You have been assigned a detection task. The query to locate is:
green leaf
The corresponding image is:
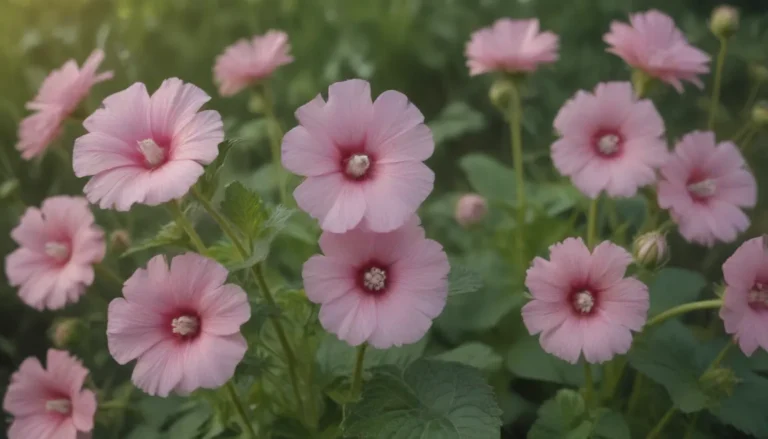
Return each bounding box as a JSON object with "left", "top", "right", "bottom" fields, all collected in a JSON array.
[
  {"left": 628, "top": 322, "right": 708, "bottom": 413},
  {"left": 122, "top": 221, "right": 187, "bottom": 257},
  {"left": 507, "top": 335, "right": 600, "bottom": 386},
  {"left": 447, "top": 264, "right": 483, "bottom": 297},
  {"left": 343, "top": 360, "right": 502, "bottom": 439},
  {"left": 228, "top": 205, "right": 294, "bottom": 271},
  {"left": 459, "top": 153, "right": 516, "bottom": 204},
  {"left": 167, "top": 405, "right": 211, "bottom": 438},
  {"left": 220, "top": 181, "right": 268, "bottom": 239},
  {"left": 433, "top": 342, "right": 502, "bottom": 372},
  {"left": 528, "top": 390, "right": 591, "bottom": 439},
  {"left": 316, "top": 333, "right": 426, "bottom": 380},
  {"left": 648, "top": 268, "right": 707, "bottom": 316},
  {"left": 429, "top": 101, "right": 486, "bottom": 146},
  {"left": 593, "top": 410, "right": 631, "bottom": 439},
  {"left": 195, "top": 140, "right": 235, "bottom": 198},
  {"left": 710, "top": 372, "right": 768, "bottom": 437}
]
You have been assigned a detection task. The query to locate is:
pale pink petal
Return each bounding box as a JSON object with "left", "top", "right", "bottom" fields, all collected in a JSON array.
[
  {"left": 600, "top": 278, "right": 649, "bottom": 331},
  {"left": 83, "top": 82, "right": 152, "bottom": 144},
  {"left": 294, "top": 173, "right": 366, "bottom": 233},
  {"left": 171, "top": 110, "right": 224, "bottom": 164},
  {"left": 198, "top": 284, "right": 250, "bottom": 336},
  {"left": 72, "top": 132, "right": 136, "bottom": 179},
  {"left": 167, "top": 253, "right": 229, "bottom": 306},
  {"left": 588, "top": 241, "right": 632, "bottom": 290},
  {"left": 107, "top": 299, "right": 166, "bottom": 364},
  {"left": 214, "top": 30, "right": 293, "bottom": 97},
  {"left": 318, "top": 228, "right": 376, "bottom": 263},
  {"left": 722, "top": 237, "right": 762, "bottom": 289},
  {"left": 130, "top": 339, "right": 185, "bottom": 397},
  {"left": 150, "top": 78, "right": 211, "bottom": 140},
  {"left": 548, "top": 237, "right": 591, "bottom": 285},
  {"left": 281, "top": 126, "right": 340, "bottom": 176},
  {"left": 176, "top": 333, "right": 247, "bottom": 394},
  {"left": 319, "top": 292, "right": 377, "bottom": 346},
  {"left": 539, "top": 318, "right": 583, "bottom": 364},
  {"left": 465, "top": 18, "right": 559, "bottom": 75},
  {"left": 366, "top": 90, "right": 433, "bottom": 163},
  {"left": 324, "top": 79, "right": 373, "bottom": 147},
  {"left": 362, "top": 161, "right": 434, "bottom": 233},
  {"left": 71, "top": 390, "right": 97, "bottom": 432},
  {"left": 521, "top": 297, "right": 570, "bottom": 334},
  {"left": 8, "top": 415, "right": 66, "bottom": 439},
  {"left": 580, "top": 316, "right": 633, "bottom": 363},
  {"left": 303, "top": 255, "right": 357, "bottom": 304}
]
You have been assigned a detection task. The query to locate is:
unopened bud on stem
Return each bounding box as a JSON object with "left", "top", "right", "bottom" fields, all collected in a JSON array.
[
  {"left": 752, "top": 101, "right": 768, "bottom": 128},
  {"left": 710, "top": 6, "right": 739, "bottom": 39},
  {"left": 633, "top": 231, "right": 669, "bottom": 270},
  {"left": 455, "top": 194, "right": 488, "bottom": 227}
]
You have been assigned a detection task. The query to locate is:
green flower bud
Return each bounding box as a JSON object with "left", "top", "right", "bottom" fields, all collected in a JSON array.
[
  {"left": 0, "top": 179, "right": 19, "bottom": 199},
  {"left": 633, "top": 231, "right": 669, "bottom": 270},
  {"left": 699, "top": 367, "right": 741, "bottom": 404},
  {"left": 489, "top": 77, "right": 516, "bottom": 113},
  {"left": 710, "top": 6, "right": 739, "bottom": 39},
  {"left": 752, "top": 101, "right": 768, "bottom": 128},
  {"left": 749, "top": 64, "right": 768, "bottom": 83},
  {"left": 109, "top": 229, "right": 131, "bottom": 254},
  {"left": 50, "top": 318, "right": 82, "bottom": 348}
]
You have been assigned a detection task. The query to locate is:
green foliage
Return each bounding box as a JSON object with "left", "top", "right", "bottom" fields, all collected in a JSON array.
[
  {"left": 221, "top": 181, "right": 268, "bottom": 239},
  {"left": 433, "top": 342, "right": 503, "bottom": 373},
  {"left": 429, "top": 101, "right": 486, "bottom": 147},
  {"left": 447, "top": 263, "right": 483, "bottom": 297},
  {"left": 342, "top": 360, "right": 502, "bottom": 439},
  {"left": 507, "top": 335, "right": 600, "bottom": 386},
  {"left": 459, "top": 153, "right": 516, "bottom": 204},
  {"left": 122, "top": 221, "right": 188, "bottom": 256},
  {"left": 528, "top": 389, "right": 591, "bottom": 439},
  {"left": 316, "top": 333, "right": 427, "bottom": 380},
  {"left": 648, "top": 268, "right": 708, "bottom": 316}
]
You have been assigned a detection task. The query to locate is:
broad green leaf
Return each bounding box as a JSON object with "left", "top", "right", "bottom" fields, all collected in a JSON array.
[
  {"left": 459, "top": 153, "right": 516, "bottom": 204},
  {"left": 710, "top": 372, "right": 768, "bottom": 437},
  {"left": 195, "top": 140, "right": 236, "bottom": 198},
  {"left": 316, "top": 333, "right": 426, "bottom": 380},
  {"left": 228, "top": 205, "right": 294, "bottom": 270},
  {"left": 628, "top": 322, "right": 708, "bottom": 413},
  {"left": 447, "top": 264, "right": 483, "bottom": 297},
  {"left": 125, "top": 426, "right": 161, "bottom": 439},
  {"left": 528, "top": 390, "right": 591, "bottom": 439},
  {"left": 122, "top": 221, "right": 187, "bottom": 257},
  {"left": 433, "top": 342, "right": 502, "bottom": 372},
  {"left": 167, "top": 405, "right": 211, "bottom": 438},
  {"left": 220, "top": 181, "right": 268, "bottom": 239},
  {"left": 429, "top": 101, "right": 486, "bottom": 146},
  {"left": 648, "top": 268, "right": 708, "bottom": 316},
  {"left": 593, "top": 410, "right": 631, "bottom": 439},
  {"left": 343, "top": 360, "right": 502, "bottom": 439},
  {"left": 507, "top": 335, "right": 600, "bottom": 386}
]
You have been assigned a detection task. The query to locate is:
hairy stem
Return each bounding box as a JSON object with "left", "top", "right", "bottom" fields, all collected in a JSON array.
[
  {"left": 645, "top": 299, "right": 723, "bottom": 328},
  {"left": 226, "top": 381, "right": 258, "bottom": 439},
  {"left": 646, "top": 406, "right": 676, "bottom": 439},
  {"left": 168, "top": 199, "right": 206, "bottom": 253},
  {"left": 708, "top": 38, "right": 728, "bottom": 130},
  {"left": 351, "top": 343, "right": 368, "bottom": 397},
  {"left": 586, "top": 197, "right": 598, "bottom": 248}
]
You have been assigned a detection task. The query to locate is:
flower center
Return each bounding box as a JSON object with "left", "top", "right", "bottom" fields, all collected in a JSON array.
[
  {"left": 345, "top": 154, "right": 370, "bottom": 178},
  {"left": 748, "top": 282, "right": 768, "bottom": 310},
  {"left": 573, "top": 290, "right": 595, "bottom": 314},
  {"left": 137, "top": 138, "right": 165, "bottom": 168},
  {"left": 363, "top": 267, "right": 387, "bottom": 292},
  {"left": 45, "top": 399, "right": 71, "bottom": 415},
  {"left": 44, "top": 241, "right": 70, "bottom": 262},
  {"left": 171, "top": 315, "right": 200, "bottom": 336},
  {"left": 597, "top": 134, "right": 620, "bottom": 156},
  {"left": 687, "top": 178, "right": 716, "bottom": 199}
]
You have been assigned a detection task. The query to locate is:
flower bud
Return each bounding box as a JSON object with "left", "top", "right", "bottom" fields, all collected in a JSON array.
[
  {"left": 632, "top": 231, "right": 668, "bottom": 269},
  {"left": 455, "top": 194, "right": 488, "bottom": 227},
  {"left": 109, "top": 229, "right": 131, "bottom": 254},
  {"left": 489, "top": 78, "right": 516, "bottom": 113},
  {"left": 749, "top": 64, "right": 768, "bottom": 83},
  {"left": 50, "top": 318, "right": 81, "bottom": 348},
  {"left": 710, "top": 6, "right": 739, "bottom": 39},
  {"left": 752, "top": 101, "right": 768, "bottom": 128},
  {"left": 700, "top": 367, "right": 741, "bottom": 404},
  {"left": 0, "top": 179, "right": 19, "bottom": 199}
]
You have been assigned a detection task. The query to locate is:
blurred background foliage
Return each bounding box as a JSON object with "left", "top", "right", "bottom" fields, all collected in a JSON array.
[{"left": 1, "top": 0, "right": 768, "bottom": 437}]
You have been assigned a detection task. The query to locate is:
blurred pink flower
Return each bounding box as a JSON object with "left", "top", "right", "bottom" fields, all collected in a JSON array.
[
  {"left": 455, "top": 193, "right": 488, "bottom": 227},
  {"left": 3, "top": 349, "right": 97, "bottom": 439},
  {"left": 604, "top": 9, "right": 710, "bottom": 92},
  {"left": 5, "top": 196, "right": 105, "bottom": 310},
  {"left": 303, "top": 217, "right": 449, "bottom": 349},
  {"left": 73, "top": 78, "right": 224, "bottom": 210},
  {"left": 214, "top": 30, "right": 293, "bottom": 97},
  {"left": 282, "top": 79, "right": 435, "bottom": 233},
  {"left": 107, "top": 253, "right": 250, "bottom": 396},
  {"left": 522, "top": 238, "right": 649, "bottom": 364},
  {"left": 721, "top": 236, "right": 768, "bottom": 356},
  {"left": 658, "top": 131, "right": 756, "bottom": 246},
  {"left": 16, "top": 49, "right": 112, "bottom": 160},
  {"left": 16, "top": 108, "right": 64, "bottom": 160},
  {"left": 552, "top": 82, "right": 668, "bottom": 198},
  {"left": 465, "top": 18, "right": 559, "bottom": 76}
]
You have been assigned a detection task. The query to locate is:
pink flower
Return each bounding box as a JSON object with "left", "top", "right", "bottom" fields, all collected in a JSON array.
[
  {"left": 465, "top": 18, "right": 559, "bottom": 76},
  {"left": 522, "top": 238, "right": 649, "bottom": 364},
  {"left": 658, "top": 131, "right": 756, "bottom": 246},
  {"left": 5, "top": 196, "right": 105, "bottom": 310},
  {"left": 107, "top": 253, "right": 250, "bottom": 396},
  {"left": 73, "top": 78, "right": 224, "bottom": 210},
  {"left": 604, "top": 9, "right": 710, "bottom": 92},
  {"left": 214, "top": 30, "right": 293, "bottom": 97},
  {"left": 282, "top": 79, "right": 435, "bottom": 233},
  {"left": 455, "top": 193, "right": 488, "bottom": 227},
  {"left": 720, "top": 236, "right": 768, "bottom": 356},
  {"left": 303, "top": 217, "right": 449, "bottom": 348},
  {"left": 3, "top": 349, "right": 97, "bottom": 439},
  {"left": 552, "top": 82, "right": 668, "bottom": 198},
  {"left": 16, "top": 50, "right": 113, "bottom": 160}
]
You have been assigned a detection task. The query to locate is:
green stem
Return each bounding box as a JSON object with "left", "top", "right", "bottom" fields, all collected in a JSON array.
[
  {"left": 94, "top": 263, "right": 124, "bottom": 289},
  {"left": 709, "top": 340, "right": 733, "bottom": 370},
  {"left": 684, "top": 412, "right": 700, "bottom": 439},
  {"left": 168, "top": 199, "right": 206, "bottom": 253},
  {"left": 583, "top": 362, "right": 594, "bottom": 409},
  {"left": 732, "top": 121, "right": 753, "bottom": 143},
  {"left": 632, "top": 69, "right": 652, "bottom": 98},
  {"left": 627, "top": 373, "right": 644, "bottom": 414},
  {"left": 351, "top": 343, "right": 368, "bottom": 397},
  {"left": 646, "top": 406, "right": 676, "bottom": 439},
  {"left": 708, "top": 38, "right": 728, "bottom": 130},
  {"left": 225, "top": 381, "right": 257, "bottom": 439},
  {"left": 742, "top": 81, "right": 763, "bottom": 116},
  {"left": 740, "top": 127, "right": 759, "bottom": 152},
  {"left": 508, "top": 80, "right": 526, "bottom": 268},
  {"left": 586, "top": 197, "right": 598, "bottom": 248},
  {"left": 603, "top": 357, "right": 628, "bottom": 401},
  {"left": 190, "top": 187, "right": 307, "bottom": 422},
  {"left": 259, "top": 85, "right": 288, "bottom": 205},
  {"left": 645, "top": 299, "right": 723, "bottom": 328}
]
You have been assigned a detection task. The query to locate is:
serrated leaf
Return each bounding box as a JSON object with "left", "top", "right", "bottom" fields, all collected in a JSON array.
[
  {"left": 228, "top": 205, "right": 294, "bottom": 271},
  {"left": 593, "top": 410, "right": 631, "bottom": 439},
  {"left": 628, "top": 322, "right": 708, "bottom": 413},
  {"left": 220, "top": 181, "right": 267, "bottom": 239},
  {"left": 196, "top": 140, "right": 236, "bottom": 198},
  {"left": 459, "top": 153, "right": 516, "bottom": 204},
  {"left": 433, "top": 342, "right": 502, "bottom": 372},
  {"left": 122, "top": 221, "right": 187, "bottom": 257},
  {"left": 316, "top": 333, "right": 426, "bottom": 381},
  {"left": 710, "top": 372, "right": 768, "bottom": 437},
  {"left": 507, "top": 335, "right": 601, "bottom": 386},
  {"left": 528, "top": 389, "right": 590, "bottom": 439},
  {"left": 648, "top": 268, "right": 708, "bottom": 316},
  {"left": 447, "top": 264, "right": 482, "bottom": 297},
  {"left": 343, "top": 360, "right": 502, "bottom": 439}
]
